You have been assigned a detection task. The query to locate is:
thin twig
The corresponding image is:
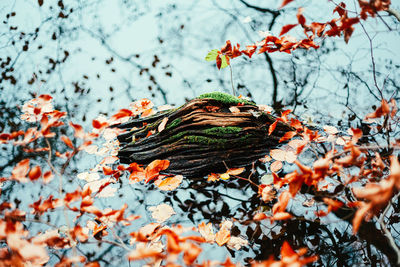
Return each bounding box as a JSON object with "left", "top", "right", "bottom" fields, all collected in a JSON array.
[{"left": 229, "top": 64, "right": 235, "bottom": 96}]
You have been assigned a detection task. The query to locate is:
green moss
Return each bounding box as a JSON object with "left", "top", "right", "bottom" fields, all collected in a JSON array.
[
  {"left": 165, "top": 118, "right": 182, "bottom": 130},
  {"left": 197, "top": 92, "right": 255, "bottom": 106},
  {"left": 203, "top": 126, "right": 242, "bottom": 136},
  {"left": 184, "top": 135, "right": 229, "bottom": 147},
  {"left": 165, "top": 131, "right": 189, "bottom": 143}
]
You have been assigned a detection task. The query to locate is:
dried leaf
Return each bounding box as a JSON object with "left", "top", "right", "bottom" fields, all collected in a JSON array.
[
  {"left": 148, "top": 204, "right": 175, "bottom": 223},
  {"left": 61, "top": 135, "right": 74, "bottom": 149},
  {"left": 154, "top": 175, "right": 183, "bottom": 191},
  {"left": 226, "top": 167, "right": 245, "bottom": 175},
  {"left": 229, "top": 106, "right": 240, "bottom": 113},
  {"left": 11, "top": 159, "right": 30, "bottom": 182},
  {"left": 270, "top": 161, "right": 283, "bottom": 172},
  {"left": 270, "top": 149, "right": 286, "bottom": 161},
  {"left": 145, "top": 160, "right": 170, "bottom": 183},
  {"left": 215, "top": 227, "right": 230, "bottom": 246},
  {"left": 198, "top": 222, "right": 215, "bottom": 243},
  {"left": 158, "top": 117, "right": 169, "bottom": 132},
  {"left": 323, "top": 125, "right": 338, "bottom": 135},
  {"left": 227, "top": 236, "right": 248, "bottom": 250}
]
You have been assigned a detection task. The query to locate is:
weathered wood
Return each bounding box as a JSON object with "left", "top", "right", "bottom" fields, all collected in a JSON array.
[{"left": 116, "top": 92, "right": 294, "bottom": 177}]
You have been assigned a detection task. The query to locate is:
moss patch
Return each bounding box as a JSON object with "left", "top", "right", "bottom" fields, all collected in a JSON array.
[
  {"left": 203, "top": 126, "right": 242, "bottom": 136},
  {"left": 184, "top": 135, "right": 229, "bottom": 147},
  {"left": 197, "top": 92, "right": 255, "bottom": 106},
  {"left": 166, "top": 118, "right": 182, "bottom": 130}
]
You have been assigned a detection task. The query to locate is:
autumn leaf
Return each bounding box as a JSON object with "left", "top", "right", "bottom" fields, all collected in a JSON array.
[
  {"left": 323, "top": 125, "right": 339, "bottom": 135},
  {"left": 280, "top": 24, "right": 298, "bottom": 36},
  {"left": 198, "top": 222, "right": 215, "bottom": 243},
  {"left": 205, "top": 49, "right": 219, "bottom": 62},
  {"left": 227, "top": 167, "right": 245, "bottom": 175},
  {"left": 279, "top": 131, "right": 297, "bottom": 142},
  {"left": 158, "top": 117, "right": 168, "bottom": 132},
  {"left": 270, "top": 160, "right": 283, "bottom": 172},
  {"left": 279, "top": 0, "right": 295, "bottom": 9},
  {"left": 365, "top": 99, "right": 390, "bottom": 119},
  {"left": 61, "top": 135, "right": 74, "bottom": 149},
  {"left": 227, "top": 236, "right": 248, "bottom": 250},
  {"left": 269, "top": 120, "right": 278, "bottom": 135},
  {"left": 148, "top": 203, "right": 176, "bottom": 223},
  {"left": 69, "top": 122, "right": 85, "bottom": 139},
  {"left": 28, "top": 166, "right": 42, "bottom": 181},
  {"left": 215, "top": 226, "right": 230, "bottom": 246},
  {"left": 11, "top": 159, "right": 30, "bottom": 182},
  {"left": 229, "top": 106, "right": 240, "bottom": 113},
  {"left": 270, "top": 149, "right": 285, "bottom": 161},
  {"left": 154, "top": 175, "right": 183, "bottom": 191},
  {"left": 218, "top": 54, "right": 229, "bottom": 69},
  {"left": 145, "top": 159, "right": 170, "bottom": 183}
]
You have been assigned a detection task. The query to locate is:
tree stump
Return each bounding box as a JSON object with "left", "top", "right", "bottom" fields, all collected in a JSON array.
[{"left": 116, "top": 92, "right": 294, "bottom": 177}]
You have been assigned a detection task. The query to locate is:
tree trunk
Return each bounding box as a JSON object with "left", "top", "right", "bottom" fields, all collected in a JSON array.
[{"left": 116, "top": 92, "right": 293, "bottom": 177}]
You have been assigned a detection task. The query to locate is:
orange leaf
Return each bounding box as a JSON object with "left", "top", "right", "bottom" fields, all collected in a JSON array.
[
  {"left": 61, "top": 135, "right": 74, "bottom": 149},
  {"left": 43, "top": 170, "right": 53, "bottom": 183},
  {"left": 352, "top": 202, "right": 372, "bottom": 234},
  {"left": 281, "top": 241, "right": 296, "bottom": 258},
  {"left": 272, "top": 191, "right": 291, "bottom": 214},
  {"left": 323, "top": 198, "right": 343, "bottom": 211},
  {"left": 145, "top": 160, "right": 170, "bottom": 183},
  {"left": 268, "top": 120, "right": 278, "bottom": 135},
  {"left": 253, "top": 212, "right": 268, "bottom": 220},
  {"left": 365, "top": 99, "right": 390, "bottom": 119},
  {"left": 11, "top": 159, "right": 30, "bottom": 182},
  {"left": 154, "top": 175, "right": 183, "bottom": 191},
  {"left": 279, "top": 131, "right": 297, "bottom": 143},
  {"left": 69, "top": 122, "right": 85, "bottom": 139},
  {"left": 29, "top": 166, "right": 42, "bottom": 181},
  {"left": 226, "top": 167, "right": 245, "bottom": 175},
  {"left": 271, "top": 211, "right": 293, "bottom": 221},
  {"left": 215, "top": 227, "right": 230, "bottom": 246}
]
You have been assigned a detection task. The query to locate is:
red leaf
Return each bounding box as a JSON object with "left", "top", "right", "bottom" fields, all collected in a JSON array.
[
  {"left": 145, "top": 160, "right": 170, "bottom": 183},
  {"left": 281, "top": 241, "right": 296, "bottom": 258},
  {"left": 280, "top": 24, "right": 298, "bottom": 36},
  {"left": 296, "top": 8, "right": 306, "bottom": 25},
  {"left": 92, "top": 119, "right": 108, "bottom": 129},
  {"left": 241, "top": 45, "right": 257, "bottom": 58},
  {"left": 111, "top": 109, "right": 133, "bottom": 120},
  {"left": 279, "top": 0, "right": 295, "bottom": 9},
  {"left": 333, "top": 2, "right": 346, "bottom": 17},
  {"left": 29, "top": 166, "right": 42, "bottom": 181},
  {"left": 61, "top": 135, "right": 74, "bottom": 149},
  {"left": 216, "top": 55, "right": 222, "bottom": 70}
]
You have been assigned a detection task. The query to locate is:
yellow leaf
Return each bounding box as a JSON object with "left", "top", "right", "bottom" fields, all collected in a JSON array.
[
  {"left": 219, "top": 173, "right": 230, "bottom": 180},
  {"left": 215, "top": 227, "right": 230, "bottom": 246}
]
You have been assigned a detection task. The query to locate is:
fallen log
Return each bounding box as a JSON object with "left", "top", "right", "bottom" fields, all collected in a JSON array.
[{"left": 116, "top": 92, "right": 294, "bottom": 177}]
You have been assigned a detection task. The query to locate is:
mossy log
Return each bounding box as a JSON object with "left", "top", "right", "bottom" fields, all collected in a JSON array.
[{"left": 116, "top": 92, "right": 294, "bottom": 177}]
